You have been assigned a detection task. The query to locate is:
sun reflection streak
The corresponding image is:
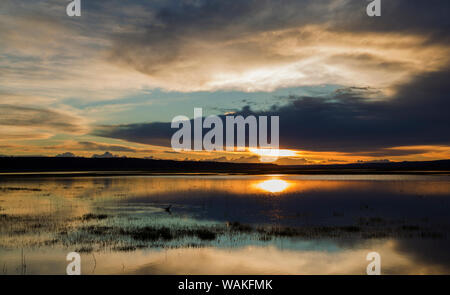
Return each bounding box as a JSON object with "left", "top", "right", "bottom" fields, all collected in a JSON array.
[{"left": 256, "top": 179, "right": 290, "bottom": 193}]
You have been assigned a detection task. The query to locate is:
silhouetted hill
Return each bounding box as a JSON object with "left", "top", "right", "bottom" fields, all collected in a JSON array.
[
  {"left": 0, "top": 157, "right": 449, "bottom": 175},
  {"left": 0, "top": 157, "right": 277, "bottom": 174}
]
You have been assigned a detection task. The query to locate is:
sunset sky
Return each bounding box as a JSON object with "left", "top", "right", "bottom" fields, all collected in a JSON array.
[{"left": 0, "top": 0, "right": 449, "bottom": 164}]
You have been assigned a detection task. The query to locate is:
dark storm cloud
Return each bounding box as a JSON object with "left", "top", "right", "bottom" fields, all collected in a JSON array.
[
  {"left": 89, "top": 0, "right": 448, "bottom": 92},
  {"left": 335, "top": 0, "right": 450, "bottom": 42},
  {"left": 107, "top": 0, "right": 449, "bottom": 40},
  {"left": 94, "top": 68, "right": 450, "bottom": 153},
  {"left": 94, "top": 122, "right": 174, "bottom": 148},
  {"left": 108, "top": 0, "right": 450, "bottom": 56},
  {"left": 272, "top": 68, "right": 450, "bottom": 152}
]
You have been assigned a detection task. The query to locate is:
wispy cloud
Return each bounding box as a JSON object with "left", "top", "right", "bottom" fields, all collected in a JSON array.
[{"left": 0, "top": 104, "right": 87, "bottom": 140}]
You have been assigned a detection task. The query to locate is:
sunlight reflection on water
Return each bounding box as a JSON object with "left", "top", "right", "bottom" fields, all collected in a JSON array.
[
  {"left": 0, "top": 174, "right": 449, "bottom": 274},
  {"left": 255, "top": 179, "right": 290, "bottom": 193}
]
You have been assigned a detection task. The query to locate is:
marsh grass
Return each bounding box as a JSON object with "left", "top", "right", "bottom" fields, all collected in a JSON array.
[
  {"left": 0, "top": 197, "right": 447, "bottom": 255},
  {"left": 3, "top": 209, "right": 447, "bottom": 256},
  {"left": 81, "top": 214, "right": 108, "bottom": 221}
]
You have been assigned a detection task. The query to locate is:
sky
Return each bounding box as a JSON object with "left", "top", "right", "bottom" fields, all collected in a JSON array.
[{"left": 0, "top": 0, "right": 449, "bottom": 164}]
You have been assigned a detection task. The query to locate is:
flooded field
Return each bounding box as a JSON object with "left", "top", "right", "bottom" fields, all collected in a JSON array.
[{"left": 0, "top": 174, "right": 449, "bottom": 274}]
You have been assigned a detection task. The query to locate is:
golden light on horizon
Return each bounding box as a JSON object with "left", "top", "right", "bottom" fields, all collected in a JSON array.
[
  {"left": 249, "top": 148, "right": 298, "bottom": 157},
  {"left": 256, "top": 179, "right": 290, "bottom": 193}
]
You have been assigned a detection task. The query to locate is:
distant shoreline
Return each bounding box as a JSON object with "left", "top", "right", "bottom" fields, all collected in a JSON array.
[{"left": 0, "top": 157, "right": 449, "bottom": 177}]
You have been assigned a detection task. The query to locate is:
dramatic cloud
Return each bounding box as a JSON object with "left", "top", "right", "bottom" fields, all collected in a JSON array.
[
  {"left": 95, "top": 68, "right": 450, "bottom": 156},
  {"left": 108, "top": 0, "right": 450, "bottom": 92},
  {"left": 1, "top": 0, "right": 449, "bottom": 162},
  {"left": 2, "top": 0, "right": 448, "bottom": 97}
]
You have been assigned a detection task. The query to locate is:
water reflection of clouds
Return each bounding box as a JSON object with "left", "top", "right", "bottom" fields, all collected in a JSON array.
[
  {"left": 0, "top": 175, "right": 449, "bottom": 274},
  {"left": 124, "top": 240, "right": 450, "bottom": 275},
  {"left": 2, "top": 240, "right": 447, "bottom": 275},
  {"left": 1, "top": 175, "right": 449, "bottom": 227}
]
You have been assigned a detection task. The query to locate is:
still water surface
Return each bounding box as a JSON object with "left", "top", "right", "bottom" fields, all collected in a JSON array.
[{"left": 0, "top": 174, "right": 449, "bottom": 274}]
